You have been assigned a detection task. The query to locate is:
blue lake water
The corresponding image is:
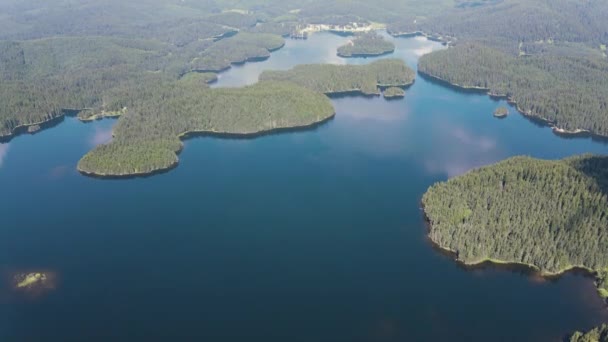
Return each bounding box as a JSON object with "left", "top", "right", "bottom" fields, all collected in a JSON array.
[{"left": 1, "top": 32, "right": 607, "bottom": 341}]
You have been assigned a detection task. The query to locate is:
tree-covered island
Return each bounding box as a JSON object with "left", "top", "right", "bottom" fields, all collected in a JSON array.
[
  {"left": 422, "top": 155, "right": 608, "bottom": 298},
  {"left": 337, "top": 32, "right": 395, "bottom": 58}
]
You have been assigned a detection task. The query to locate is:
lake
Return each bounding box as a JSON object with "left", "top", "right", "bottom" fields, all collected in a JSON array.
[{"left": 1, "top": 32, "right": 607, "bottom": 341}]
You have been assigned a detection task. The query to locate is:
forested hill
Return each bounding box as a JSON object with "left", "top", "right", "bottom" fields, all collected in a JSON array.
[
  {"left": 418, "top": 43, "right": 608, "bottom": 136},
  {"left": 422, "top": 155, "right": 608, "bottom": 297}
]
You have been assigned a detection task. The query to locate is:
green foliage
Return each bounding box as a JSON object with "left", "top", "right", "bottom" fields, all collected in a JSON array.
[
  {"left": 192, "top": 32, "right": 285, "bottom": 72},
  {"left": 422, "top": 155, "right": 608, "bottom": 295},
  {"left": 571, "top": 324, "right": 608, "bottom": 342},
  {"left": 337, "top": 32, "right": 395, "bottom": 57},
  {"left": 419, "top": 43, "right": 608, "bottom": 136},
  {"left": 260, "top": 59, "right": 415, "bottom": 95},
  {"left": 78, "top": 78, "right": 335, "bottom": 176}
]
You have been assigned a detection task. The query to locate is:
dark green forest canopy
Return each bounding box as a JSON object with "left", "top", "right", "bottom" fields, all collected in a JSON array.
[
  {"left": 260, "top": 59, "right": 415, "bottom": 95},
  {"left": 337, "top": 32, "right": 395, "bottom": 57},
  {"left": 571, "top": 324, "right": 608, "bottom": 342},
  {"left": 418, "top": 43, "right": 608, "bottom": 136},
  {"left": 422, "top": 155, "right": 608, "bottom": 297},
  {"left": 78, "top": 75, "right": 334, "bottom": 177}
]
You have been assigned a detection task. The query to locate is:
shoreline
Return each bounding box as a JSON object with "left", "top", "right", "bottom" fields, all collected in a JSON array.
[
  {"left": 0, "top": 113, "right": 65, "bottom": 143},
  {"left": 417, "top": 70, "right": 608, "bottom": 140},
  {"left": 78, "top": 113, "right": 336, "bottom": 179},
  {"left": 191, "top": 41, "right": 285, "bottom": 74},
  {"left": 421, "top": 205, "right": 608, "bottom": 299}
]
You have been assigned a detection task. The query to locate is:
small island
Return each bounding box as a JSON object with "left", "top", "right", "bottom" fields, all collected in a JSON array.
[
  {"left": 422, "top": 155, "right": 608, "bottom": 298},
  {"left": 383, "top": 87, "right": 405, "bottom": 99},
  {"left": 12, "top": 271, "right": 56, "bottom": 295},
  {"left": 16, "top": 273, "right": 47, "bottom": 288},
  {"left": 337, "top": 32, "right": 395, "bottom": 58},
  {"left": 570, "top": 324, "right": 608, "bottom": 342},
  {"left": 493, "top": 106, "right": 509, "bottom": 118}
]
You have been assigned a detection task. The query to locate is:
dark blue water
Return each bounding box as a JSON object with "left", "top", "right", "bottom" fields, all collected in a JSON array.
[{"left": 1, "top": 32, "right": 607, "bottom": 342}]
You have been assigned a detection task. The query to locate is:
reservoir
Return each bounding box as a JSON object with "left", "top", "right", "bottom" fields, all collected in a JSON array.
[{"left": 1, "top": 32, "right": 607, "bottom": 341}]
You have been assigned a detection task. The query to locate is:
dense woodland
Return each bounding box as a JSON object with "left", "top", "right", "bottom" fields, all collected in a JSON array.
[
  {"left": 422, "top": 155, "right": 608, "bottom": 296},
  {"left": 260, "top": 59, "right": 414, "bottom": 95},
  {"left": 337, "top": 32, "right": 395, "bottom": 58},
  {"left": 571, "top": 324, "right": 608, "bottom": 342},
  {"left": 419, "top": 43, "right": 608, "bottom": 136}
]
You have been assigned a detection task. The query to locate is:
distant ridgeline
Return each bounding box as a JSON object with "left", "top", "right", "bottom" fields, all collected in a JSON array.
[{"left": 422, "top": 155, "right": 608, "bottom": 298}]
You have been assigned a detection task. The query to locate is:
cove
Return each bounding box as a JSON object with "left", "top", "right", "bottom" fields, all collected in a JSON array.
[{"left": 1, "top": 32, "right": 607, "bottom": 341}]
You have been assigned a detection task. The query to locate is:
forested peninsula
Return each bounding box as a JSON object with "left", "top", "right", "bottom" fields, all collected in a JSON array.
[
  {"left": 337, "top": 32, "right": 395, "bottom": 58},
  {"left": 260, "top": 59, "right": 415, "bottom": 96},
  {"left": 422, "top": 155, "right": 608, "bottom": 297},
  {"left": 79, "top": 59, "right": 415, "bottom": 177},
  {"left": 191, "top": 33, "right": 285, "bottom": 72},
  {"left": 77, "top": 77, "right": 334, "bottom": 177}
]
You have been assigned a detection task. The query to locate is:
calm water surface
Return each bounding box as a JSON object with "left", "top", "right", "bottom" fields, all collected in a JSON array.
[{"left": 1, "top": 32, "right": 607, "bottom": 341}]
